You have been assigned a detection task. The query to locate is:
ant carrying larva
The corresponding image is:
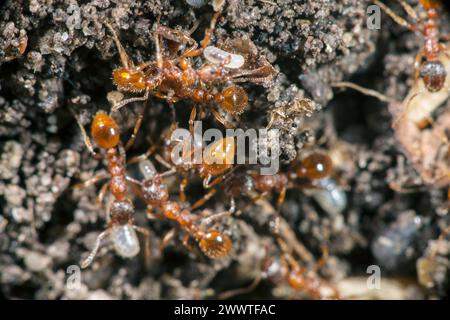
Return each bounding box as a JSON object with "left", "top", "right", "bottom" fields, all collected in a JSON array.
[
  {"left": 74, "top": 112, "right": 151, "bottom": 268},
  {"left": 104, "top": 9, "right": 275, "bottom": 129}
]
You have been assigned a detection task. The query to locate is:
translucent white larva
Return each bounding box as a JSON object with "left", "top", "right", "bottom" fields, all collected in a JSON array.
[
  {"left": 203, "top": 46, "right": 245, "bottom": 69},
  {"left": 139, "top": 159, "right": 157, "bottom": 180},
  {"left": 305, "top": 178, "right": 347, "bottom": 216},
  {"left": 111, "top": 224, "right": 140, "bottom": 258}
]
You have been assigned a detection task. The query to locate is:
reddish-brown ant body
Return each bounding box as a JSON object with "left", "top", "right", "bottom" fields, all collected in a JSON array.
[
  {"left": 134, "top": 159, "right": 233, "bottom": 259},
  {"left": 75, "top": 112, "right": 150, "bottom": 268},
  {"left": 374, "top": 0, "right": 450, "bottom": 92},
  {"left": 105, "top": 11, "right": 275, "bottom": 127},
  {"left": 261, "top": 237, "right": 339, "bottom": 299}
]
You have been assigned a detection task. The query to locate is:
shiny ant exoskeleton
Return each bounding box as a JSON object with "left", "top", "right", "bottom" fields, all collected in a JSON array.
[
  {"left": 131, "top": 158, "right": 233, "bottom": 259},
  {"left": 105, "top": 10, "right": 275, "bottom": 127},
  {"left": 75, "top": 112, "right": 150, "bottom": 268},
  {"left": 374, "top": 0, "right": 449, "bottom": 92}
]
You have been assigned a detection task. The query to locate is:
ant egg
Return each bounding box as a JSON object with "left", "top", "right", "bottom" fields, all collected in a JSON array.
[
  {"left": 111, "top": 224, "right": 140, "bottom": 258},
  {"left": 204, "top": 46, "right": 245, "bottom": 69},
  {"left": 305, "top": 178, "right": 347, "bottom": 216},
  {"left": 199, "top": 230, "right": 232, "bottom": 259}
]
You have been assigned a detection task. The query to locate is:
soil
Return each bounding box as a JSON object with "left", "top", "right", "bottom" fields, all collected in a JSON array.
[{"left": 0, "top": 0, "right": 449, "bottom": 299}]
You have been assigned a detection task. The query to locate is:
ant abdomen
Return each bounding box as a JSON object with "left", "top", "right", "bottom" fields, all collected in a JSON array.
[
  {"left": 198, "top": 230, "right": 232, "bottom": 259},
  {"left": 111, "top": 224, "right": 140, "bottom": 258},
  {"left": 420, "top": 60, "right": 447, "bottom": 92},
  {"left": 91, "top": 113, "right": 120, "bottom": 149},
  {"left": 113, "top": 67, "right": 146, "bottom": 92},
  {"left": 215, "top": 86, "right": 248, "bottom": 115},
  {"left": 295, "top": 153, "right": 333, "bottom": 180},
  {"left": 199, "top": 137, "right": 235, "bottom": 180}
]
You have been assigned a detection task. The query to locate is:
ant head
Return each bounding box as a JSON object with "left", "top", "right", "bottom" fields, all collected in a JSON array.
[
  {"left": 199, "top": 230, "right": 232, "bottom": 259},
  {"left": 420, "top": 60, "right": 447, "bottom": 93},
  {"left": 110, "top": 199, "right": 134, "bottom": 225},
  {"left": 295, "top": 152, "right": 333, "bottom": 180},
  {"left": 113, "top": 67, "right": 146, "bottom": 92},
  {"left": 91, "top": 112, "right": 120, "bottom": 149}
]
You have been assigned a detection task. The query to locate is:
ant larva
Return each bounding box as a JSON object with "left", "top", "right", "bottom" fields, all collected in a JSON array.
[
  {"left": 132, "top": 159, "right": 233, "bottom": 259},
  {"left": 105, "top": 10, "right": 275, "bottom": 128},
  {"left": 74, "top": 112, "right": 151, "bottom": 268},
  {"left": 373, "top": 0, "right": 450, "bottom": 93}
]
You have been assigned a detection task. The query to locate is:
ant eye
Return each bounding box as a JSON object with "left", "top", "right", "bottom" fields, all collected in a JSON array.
[
  {"left": 199, "top": 230, "right": 232, "bottom": 259},
  {"left": 91, "top": 113, "right": 120, "bottom": 149},
  {"left": 296, "top": 153, "right": 333, "bottom": 180},
  {"left": 218, "top": 86, "right": 248, "bottom": 115}
]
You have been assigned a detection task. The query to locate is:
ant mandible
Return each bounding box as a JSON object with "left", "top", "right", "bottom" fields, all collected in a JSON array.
[
  {"left": 105, "top": 10, "right": 275, "bottom": 127},
  {"left": 374, "top": 0, "right": 450, "bottom": 92},
  {"left": 75, "top": 112, "right": 151, "bottom": 268}
]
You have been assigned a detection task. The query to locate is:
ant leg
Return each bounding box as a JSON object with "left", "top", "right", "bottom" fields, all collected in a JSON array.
[
  {"left": 373, "top": 0, "right": 417, "bottom": 32},
  {"left": 189, "top": 106, "right": 197, "bottom": 136},
  {"left": 126, "top": 143, "right": 158, "bottom": 165},
  {"left": 154, "top": 153, "right": 174, "bottom": 170},
  {"left": 96, "top": 182, "right": 109, "bottom": 205},
  {"left": 73, "top": 172, "right": 108, "bottom": 191},
  {"left": 134, "top": 225, "right": 152, "bottom": 266},
  {"left": 160, "top": 228, "right": 176, "bottom": 252},
  {"left": 179, "top": 176, "right": 189, "bottom": 203},
  {"left": 276, "top": 186, "right": 287, "bottom": 213},
  {"left": 105, "top": 23, "right": 133, "bottom": 69},
  {"left": 111, "top": 89, "right": 150, "bottom": 113},
  {"left": 154, "top": 18, "right": 163, "bottom": 69},
  {"left": 81, "top": 229, "right": 110, "bottom": 268},
  {"left": 331, "top": 82, "right": 394, "bottom": 103},
  {"left": 393, "top": 0, "right": 418, "bottom": 21},
  {"left": 439, "top": 43, "right": 450, "bottom": 60},
  {"left": 73, "top": 112, "right": 101, "bottom": 158},
  {"left": 313, "top": 244, "right": 330, "bottom": 272},
  {"left": 125, "top": 100, "right": 148, "bottom": 151},
  {"left": 413, "top": 49, "right": 424, "bottom": 81},
  {"left": 191, "top": 188, "right": 217, "bottom": 210},
  {"left": 201, "top": 11, "right": 221, "bottom": 49},
  {"left": 200, "top": 210, "right": 231, "bottom": 226}
]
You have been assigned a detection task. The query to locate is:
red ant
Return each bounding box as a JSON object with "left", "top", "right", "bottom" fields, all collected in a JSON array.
[
  {"left": 104, "top": 10, "right": 275, "bottom": 128},
  {"left": 374, "top": 0, "right": 450, "bottom": 92},
  {"left": 190, "top": 151, "right": 335, "bottom": 213},
  {"left": 261, "top": 236, "right": 339, "bottom": 299},
  {"left": 129, "top": 158, "right": 233, "bottom": 259},
  {"left": 74, "top": 112, "right": 150, "bottom": 268}
]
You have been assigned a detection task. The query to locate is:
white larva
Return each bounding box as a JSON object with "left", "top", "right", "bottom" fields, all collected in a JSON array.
[
  {"left": 203, "top": 46, "right": 245, "bottom": 69},
  {"left": 111, "top": 224, "right": 140, "bottom": 258},
  {"left": 139, "top": 159, "right": 157, "bottom": 180},
  {"left": 304, "top": 178, "right": 347, "bottom": 216}
]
